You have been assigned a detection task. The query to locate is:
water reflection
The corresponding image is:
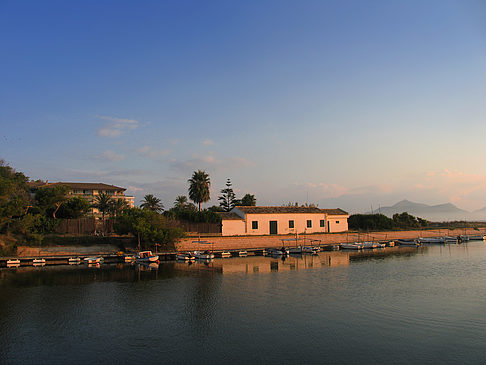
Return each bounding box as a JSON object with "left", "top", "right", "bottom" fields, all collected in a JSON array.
[{"left": 0, "top": 247, "right": 422, "bottom": 288}]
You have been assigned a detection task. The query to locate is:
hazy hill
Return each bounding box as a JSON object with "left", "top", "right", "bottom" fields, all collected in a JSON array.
[{"left": 373, "top": 200, "right": 486, "bottom": 222}]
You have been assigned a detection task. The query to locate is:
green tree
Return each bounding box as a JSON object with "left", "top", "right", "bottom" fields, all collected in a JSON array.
[
  {"left": 0, "top": 160, "right": 30, "bottom": 232},
  {"left": 174, "top": 195, "right": 188, "bottom": 210},
  {"left": 188, "top": 170, "right": 211, "bottom": 211},
  {"left": 140, "top": 194, "right": 164, "bottom": 212},
  {"left": 93, "top": 192, "right": 113, "bottom": 234},
  {"left": 114, "top": 207, "right": 184, "bottom": 249},
  {"left": 34, "top": 184, "right": 69, "bottom": 219},
  {"left": 240, "top": 193, "right": 256, "bottom": 206},
  {"left": 109, "top": 198, "right": 129, "bottom": 219},
  {"left": 218, "top": 178, "right": 236, "bottom": 212},
  {"left": 57, "top": 196, "right": 91, "bottom": 219}
]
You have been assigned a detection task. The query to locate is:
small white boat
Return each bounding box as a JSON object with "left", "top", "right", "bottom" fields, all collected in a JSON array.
[
  {"left": 220, "top": 251, "right": 231, "bottom": 258},
  {"left": 238, "top": 251, "right": 248, "bottom": 257},
  {"left": 469, "top": 235, "right": 486, "bottom": 241},
  {"left": 418, "top": 237, "right": 444, "bottom": 244},
  {"left": 124, "top": 255, "right": 136, "bottom": 262},
  {"left": 136, "top": 251, "right": 159, "bottom": 263},
  {"left": 84, "top": 257, "right": 104, "bottom": 264},
  {"left": 194, "top": 251, "right": 214, "bottom": 260},
  {"left": 340, "top": 243, "right": 363, "bottom": 250},
  {"left": 397, "top": 239, "right": 420, "bottom": 246},
  {"left": 7, "top": 259, "right": 20, "bottom": 267},
  {"left": 443, "top": 236, "right": 458, "bottom": 244},
  {"left": 267, "top": 248, "right": 286, "bottom": 256},
  {"left": 32, "top": 258, "right": 46, "bottom": 266},
  {"left": 176, "top": 253, "right": 195, "bottom": 261}
]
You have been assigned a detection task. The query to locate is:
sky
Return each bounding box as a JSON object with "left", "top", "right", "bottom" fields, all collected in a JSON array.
[{"left": 1, "top": 0, "right": 486, "bottom": 213}]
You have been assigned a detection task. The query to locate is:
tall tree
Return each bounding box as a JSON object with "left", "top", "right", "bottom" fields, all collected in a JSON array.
[
  {"left": 140, "top": 194, "right": 164, "bottom": 212},
  {"left": 218, "top": 178, "right": 236, "bottom": 212},
  {"left": 34, "top": 184, "right": 69, "bottom": 219},
  {"left": 188, "top": 170, "right": 211, "bottom": 211},
  {"left": 240, "top": 193, "right": 256, "bottom": 206},
  {"left": 0, "top": 160, "right": 30, "bottom": 232},
  {"left": 93, "top": 192, "right": 113, "bottom": 234},
  {"left": 109, "top": 198, "right": 129, "bottom": 219},
  {"left": 174, "top": 195, "right": 188, "bottom": 210}
]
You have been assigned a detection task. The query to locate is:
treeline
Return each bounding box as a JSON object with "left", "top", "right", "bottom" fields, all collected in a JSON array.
[{"left": 349, "top": 212, "right": 428, "bottom": 231}]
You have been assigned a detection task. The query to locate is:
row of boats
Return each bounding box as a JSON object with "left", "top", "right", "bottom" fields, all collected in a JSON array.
[
  {"left": 176, "top": 250, "right": 249, "bottom": 261},
  {"left": 5, "top": 250, "right": 160, "bottom": 268},
  {"left": 340, "top": 234, "right": 486, "bottom": 250}
]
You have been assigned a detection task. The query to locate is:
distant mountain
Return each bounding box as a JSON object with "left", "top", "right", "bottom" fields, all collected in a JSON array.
[{"left": 372, "top": 199, "right": 485, "bottom": 222}]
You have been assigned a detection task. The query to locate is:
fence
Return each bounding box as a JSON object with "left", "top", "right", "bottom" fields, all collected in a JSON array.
[
  {"left": 176, "top": 221, "right": 222, "bottom": 234},
  {"left": 55, "top": 218, "right": 114, "bottom": 235}
]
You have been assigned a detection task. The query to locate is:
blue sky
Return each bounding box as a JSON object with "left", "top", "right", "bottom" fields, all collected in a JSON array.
[{"left": 1, "top": 0, "right": 486, "bottom": 212}]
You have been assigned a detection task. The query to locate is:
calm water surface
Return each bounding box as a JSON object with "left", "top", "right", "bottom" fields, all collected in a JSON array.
[{"left": 2, "top": 243, "right": 486, "bottom": 364}]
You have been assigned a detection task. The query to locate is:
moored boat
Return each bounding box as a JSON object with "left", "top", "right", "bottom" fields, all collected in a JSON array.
[
  {"left": 176, "top": 252, "right": 195, "bottom": 261},
  {"left": 136, "top": 251, "right": 159, "bottom": 263},
  {"left": 443, "top": 236, "right": 458, "bottom": 244},
  {"left": 238, "top": 251, "right": 248, "bottom": 257},
  {"left": 68, "top": 257, "right": 81, "bottom": 264},
  {"left": 7, "top": 259, "right": 21, "bottom": 267},
  {"left": 340, "top": 243, "right": 363, "bottom": 250},
  {"left": 418, "top": 237, "right": 444, "bottom": 244},
  {"left": 194, "top": 251, "right": 214, "bottom": 260},
  {"left": 84, "top": 257, "right": 104, "bottom": 264},
  {"left": 397, "top": 239, "right": 420, "bottom": 246},
  {"left": 302, "top": 246, "right": 320, "bottom": 254},
  {"left": 220, "top": 251, "right": 231, "bottom": 258},
  {"left": 32, "top": 258, "right": 46, "bottom": 266},
  {"left": 469, "top": 235, "right": 486, "bottom": 241}
]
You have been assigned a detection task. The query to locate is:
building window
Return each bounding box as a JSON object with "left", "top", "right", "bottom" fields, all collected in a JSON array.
[
  {"left": 252, "top": 221, "right": 258, "bottom": 229},
  {"left": 320, "top": 220, "right": 325, "bottom": 227},
  {"left": 289, "top": 220, "right": 294, "bottom": 229},
  {"left": 336, "top": 221, "right": 340, "bottom": 224},
  {"left": 307, "top": 220, "right": 312, "bottom": 228}
]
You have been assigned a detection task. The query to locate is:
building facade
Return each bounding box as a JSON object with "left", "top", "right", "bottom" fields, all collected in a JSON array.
[
  {"left": 219, "top": 206, "right": 349, "bottom": 236},
  {"left": 30, "top": 182, "right": 134, "bottom": 216}
]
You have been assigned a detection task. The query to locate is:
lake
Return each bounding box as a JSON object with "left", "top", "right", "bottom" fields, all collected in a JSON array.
[{"left": 1, "top": 243, "right": 486, "bottom": 364}]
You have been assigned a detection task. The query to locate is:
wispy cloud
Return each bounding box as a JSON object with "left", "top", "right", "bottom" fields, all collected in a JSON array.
[
  {"left": 202, "top": 138, "right": 214, "bottom": 146},
  {"left": 170, "top": 154, "right": 253, "bottom": 172},
  {"left": 96, "top": 115, "right": 140, "bottom": 138},
  {"left": 94, "top": 150, "right": 125, "bottom": 161},
  {"left": 137, "top": 145, "right": 172, "bottom": 160}
]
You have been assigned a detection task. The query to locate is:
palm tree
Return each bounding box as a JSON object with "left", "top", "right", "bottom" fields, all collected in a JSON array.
[
  {"left": 140, "top": 194, "right": 164, "bottom": 212},
  {"left": 109, "top": 198, "right": 128, "bottom": 219},
  {"left": 93, "top": 192, "right": 113, "bottom": 234},
  {"left": 188, "top": 170, "right": 211, "bottom": 211},
  {"left": 174, "top": 195, "right": 188, "bottom": 210}
]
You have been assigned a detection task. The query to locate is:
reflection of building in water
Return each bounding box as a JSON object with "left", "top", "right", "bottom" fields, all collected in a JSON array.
[{"left": 175, "top": 252, "right": 352, "bottom": 275}]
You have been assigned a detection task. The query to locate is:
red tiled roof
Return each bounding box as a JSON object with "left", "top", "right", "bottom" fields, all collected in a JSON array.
[
  {"left": 234, "top": 206, "right": 348, "bottom": 215},
  {"left": 217, "top": 212, "right": 243, "bottom": 220},
  {"left": 30, "top": 182, "right": 126, "bottom": 191}
]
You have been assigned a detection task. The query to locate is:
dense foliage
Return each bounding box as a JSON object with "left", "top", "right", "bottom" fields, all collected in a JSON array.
[
  {"left": 349, "top": 212, "right": 428, "bottom": 231},
  {"left": 114, "top": 207, "right": 184, "bottom": 248}
]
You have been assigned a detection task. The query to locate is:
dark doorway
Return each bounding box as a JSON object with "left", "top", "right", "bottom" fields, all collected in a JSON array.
[{"left": 270, "top": 221, "right": 278, "bottom": 235}]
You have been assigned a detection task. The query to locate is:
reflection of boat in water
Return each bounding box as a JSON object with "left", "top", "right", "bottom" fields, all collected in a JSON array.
[
  {"left": 194, "top": 251, "right": 214, "bottom": 260},
  {"left": 68, "top": 257, "right": 82, "bottom": 264},
  {"left": 136, "top": 251, "right": 159, "bottom": 263},
  {"left": 84, "top": 257, "right": 104, "bottom": 264},
  {"left": 32, "top": 258, "right": 46, "bottom": 266},
  {"left": 139, "top": 262, "right": 159, "bottom": 270},
  {"left": 7, "top": 259, "right": 21, "bottom": 267}
]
